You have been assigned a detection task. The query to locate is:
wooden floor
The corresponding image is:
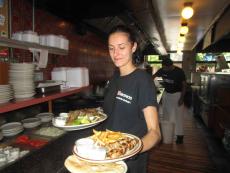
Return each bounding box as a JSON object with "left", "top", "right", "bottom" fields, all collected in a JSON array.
[{"left": 147, "top": 109, "right": 217, "bottom": 173}]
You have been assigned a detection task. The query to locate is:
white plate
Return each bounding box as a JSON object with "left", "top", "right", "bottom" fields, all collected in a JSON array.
[
  {"left": 52, "top": 112, "right": 107, "bottom": 131},
  {"left": 65, "top": 155, "right": 127, "bottom": 173},
  {"left": 73, "top": 133, "right": 143, "bottom": 163},
  {"left": 0, "top": 133, "right": 3, "bottom": 141},
  {"left": 14, "top": 92, "right": 35, "bottom": 99}
]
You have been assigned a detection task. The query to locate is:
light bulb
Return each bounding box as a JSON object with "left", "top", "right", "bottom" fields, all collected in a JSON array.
[
  {"left": 178, "top": 35, "right": 186, "bottom": 43},
  {"left": 180, "top": 25, "right": 189, "bottom": 35},
  {"left": 181, "top": 6, "right": 194, "bottom": 19},
  {"left": 177, "top": 42, "right": 184, "bottom": 49},
  {"left": 177, "top": 49, "right": 183, "bottom": 55}
]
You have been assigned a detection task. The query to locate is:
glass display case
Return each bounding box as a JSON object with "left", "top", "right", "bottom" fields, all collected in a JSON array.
[{"left": 198, "top": 73, "right": 230, "bottom": 128}]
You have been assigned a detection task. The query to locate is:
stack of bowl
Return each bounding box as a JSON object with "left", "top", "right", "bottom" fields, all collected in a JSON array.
[
  {"left": 9, "top": 63, "right": 35, "bottom": 99},
  {"left": 0, "top": 84, "right": 13, "bottom": 104},
  {"left": 21, "top": 117, "right": 41, "bottom": 129},
  {"left": 1, "top": 122, "right": 24, "bottom": 137},
  {"left": 36, "top": 112, "right": 54, "bottom": 123}
]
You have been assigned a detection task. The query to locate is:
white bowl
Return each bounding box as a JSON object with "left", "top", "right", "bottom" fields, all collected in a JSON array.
[
  {"left": 36, "top": 112, "right": 54, "bottom": 123},
  {"left": 59, "top": 113, "right": 68, "bottom": 118},
  {"left": 75, "top": 138, "right": 106, "bottom": 160},
  {"left": 54, "top": 117, "right": 66, "bottom": 126}
]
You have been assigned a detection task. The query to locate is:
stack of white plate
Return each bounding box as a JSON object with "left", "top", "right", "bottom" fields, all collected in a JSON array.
[
  {"left": 9, "top": 63, "right": 35, "bottom": 99},
  {"left": 0, "top": 84, "right": 13, "bottom": 104},
  {"left": 0, "top": 131, "right": 3, "bottom": 141},
  {"left": 1, "top": 122, "right": 24, "bottom": 137},
  {"left": 21, "top": 117, "right": 41, "bottom": 129}
]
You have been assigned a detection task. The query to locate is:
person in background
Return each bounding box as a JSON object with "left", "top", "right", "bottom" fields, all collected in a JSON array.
[
  {"left": 216, "top": 55, "right": 229, "bottom": 72},
  {"left": 145, "top": 64, "right": 153, "bottom": 76},
  {"left": 103, "top": 25, "right": 161, "bottom": 173},
  {"left": 153, "top": 57, "right": 186, "bottom": 144}
]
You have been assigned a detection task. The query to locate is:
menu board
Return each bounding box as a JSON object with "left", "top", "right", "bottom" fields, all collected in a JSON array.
[{"left": 0, "top": 0, "right": 8, "bottom": 37}]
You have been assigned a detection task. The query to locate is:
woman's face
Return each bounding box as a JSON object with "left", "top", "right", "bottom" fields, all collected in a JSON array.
[{"left": 108, "top": 32, "right": 137, "bottom": 68}]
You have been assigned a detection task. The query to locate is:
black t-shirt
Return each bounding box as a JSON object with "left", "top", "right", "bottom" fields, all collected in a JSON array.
[
  {"left": 155, "top": 66, "right": 186, "bottom": 93},
  {"left": 103, "top": 69, "right": 158, "bottom": 138}
]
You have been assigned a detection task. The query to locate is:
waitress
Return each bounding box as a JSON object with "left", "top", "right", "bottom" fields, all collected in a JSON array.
[{"left": 103, "top": 25, "right": 161, "bottom": 173}]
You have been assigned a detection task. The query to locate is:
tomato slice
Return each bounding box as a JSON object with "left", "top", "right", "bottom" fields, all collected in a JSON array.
[{"left": 15, "top": 135, "right": 29, "bottom": 143}]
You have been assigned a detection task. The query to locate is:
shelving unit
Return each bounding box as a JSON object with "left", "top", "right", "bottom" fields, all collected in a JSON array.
[
  {"left": 0, "top": 36, "right": 68, "bottom": 55},
  {"left": 0, "top": 86, "right": 91, "bottom": 114}
]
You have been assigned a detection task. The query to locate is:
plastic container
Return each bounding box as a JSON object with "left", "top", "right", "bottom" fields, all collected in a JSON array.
[
  {"left": 22, "top": 31, "right": 39, "bottom": 43},
  {"left": 160, "top": 121, "right": 175, "bottom": 144},
  {"left": 51, "top": 67, "right": 69, "bottom": 82},
  {"left": 12, "top": 31, "right": 23, "bottom": 41},
  {"left": 39, "top": 35, "right": 47, "bottom": 46},
  {"left": 46, "top": 34, "right": 60, "bottom": 48},
  {"left": 59, "top": 35, "right": 69, "bottom": 50},
  {"left": 66, "top": 67, "right": 89, "bottom": 87}
]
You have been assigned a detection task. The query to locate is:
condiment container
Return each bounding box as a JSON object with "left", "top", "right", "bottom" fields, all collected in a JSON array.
[{"left": 54, "top": 117, "right": 66, "bottom": 126}]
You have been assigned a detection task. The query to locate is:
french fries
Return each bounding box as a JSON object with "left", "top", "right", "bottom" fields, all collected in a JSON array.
[{"left": 91, "top": 129, "right": 125, "bottom": 146}]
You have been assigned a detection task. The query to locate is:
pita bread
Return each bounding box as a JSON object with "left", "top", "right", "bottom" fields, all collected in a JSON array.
[{"left": 64, "top": 155, "right": 127, "bottom": 173}]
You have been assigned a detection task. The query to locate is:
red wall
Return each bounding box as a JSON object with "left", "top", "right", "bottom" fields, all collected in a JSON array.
[{"left": 11, "top": 0, "right": 115, "bottom": 84}]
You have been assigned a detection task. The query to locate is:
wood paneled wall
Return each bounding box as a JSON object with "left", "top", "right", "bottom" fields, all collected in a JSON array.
[{"left": 11, "top": 0, "right": 115, "bottom": 85}]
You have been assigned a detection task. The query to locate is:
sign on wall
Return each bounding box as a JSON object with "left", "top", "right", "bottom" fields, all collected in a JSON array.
[{"left": 0, "top": 0, "right": 9, "bottom": 59}]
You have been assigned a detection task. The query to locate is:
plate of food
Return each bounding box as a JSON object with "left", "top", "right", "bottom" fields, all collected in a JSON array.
[
  {"left": 65, "top": 155, "right": 127, "bottom": 173},
  {"left": 52, "top": 108, "right": 107, "bottom": 131},
  {"left": 73, "top": 129, "right": 143, "bottom": 163}
]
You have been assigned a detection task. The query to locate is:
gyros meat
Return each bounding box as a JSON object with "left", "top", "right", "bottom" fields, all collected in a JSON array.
[
  {"left": 91, "top": 129, "right": 138, "bottom": 159},
  {"left": 65, "top": 108, "right": 104, "bottom": 126}
]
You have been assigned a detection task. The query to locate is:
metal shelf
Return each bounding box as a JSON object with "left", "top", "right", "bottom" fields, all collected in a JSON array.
[{"left": 0, "top": 36, "right": 68, "bottom": 55}]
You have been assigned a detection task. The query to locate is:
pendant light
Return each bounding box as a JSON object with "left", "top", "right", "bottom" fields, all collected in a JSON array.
[
  {"left": 181, "top": 2, "right": 194, "bottom": 19},
  {"left": 180, "top": 22, "right": 189, "bottom": 35},
  {"left": 178, "top": 34, "right": 186, "bottom": 43}
]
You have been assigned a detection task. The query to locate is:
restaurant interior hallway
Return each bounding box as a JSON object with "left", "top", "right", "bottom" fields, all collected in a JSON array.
[{"left": 147, "top": 107, "right": 222, "bottom": 173}]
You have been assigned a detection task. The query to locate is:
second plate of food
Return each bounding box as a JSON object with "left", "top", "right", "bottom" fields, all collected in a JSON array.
[
  {"left": 73, "top": 129, "right": 143, "bottom": 163},
  {"left": 52, "top": 108, "right": 107, "bottom": 131}
]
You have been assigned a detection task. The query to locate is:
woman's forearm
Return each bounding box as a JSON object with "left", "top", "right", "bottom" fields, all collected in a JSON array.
[
  {"left": 141, "top": 128, "right": 161, "bottom": 152},
  {"left": 141, "top": 106, "right": 161, "bottom": 153}
]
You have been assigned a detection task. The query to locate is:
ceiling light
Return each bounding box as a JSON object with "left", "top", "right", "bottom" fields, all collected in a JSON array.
[
  {"left": 177, "top": 42, "right": 184, "bottom": 49},
  {"left": 180, "top": 22, "right": 189, "bottom": 35},
  {"left": 181, "top": 2, "right": 194, "bottom": 19},
  {"left": 177, "top": 49, "right": 183, "bottom": 55},
  {"left": 178, "top": 34, "right": 186, "bottom": 43},
  {"left": 171, "top": 44, "right": 177, "bottom": 50}
]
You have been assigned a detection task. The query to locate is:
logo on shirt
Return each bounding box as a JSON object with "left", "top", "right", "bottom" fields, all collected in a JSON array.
[
  {"left": 163, "top": 78, "right": 174, "bottom": 84},
  {"left": 116, "top": 90, "right": 132, "bottom": 104}
]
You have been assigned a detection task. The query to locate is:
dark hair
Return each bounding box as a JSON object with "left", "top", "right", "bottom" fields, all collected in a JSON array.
[
  {"left": 108, "top": 25, "right": 137, "bottom": 43},
  {"left": 162, "top": 57, "right": 173, "bottom": 66}
]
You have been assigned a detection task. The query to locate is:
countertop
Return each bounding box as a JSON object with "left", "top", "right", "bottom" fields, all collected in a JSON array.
[{"left": 0, "top": 88, "right": 165, "bottom": 173}]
